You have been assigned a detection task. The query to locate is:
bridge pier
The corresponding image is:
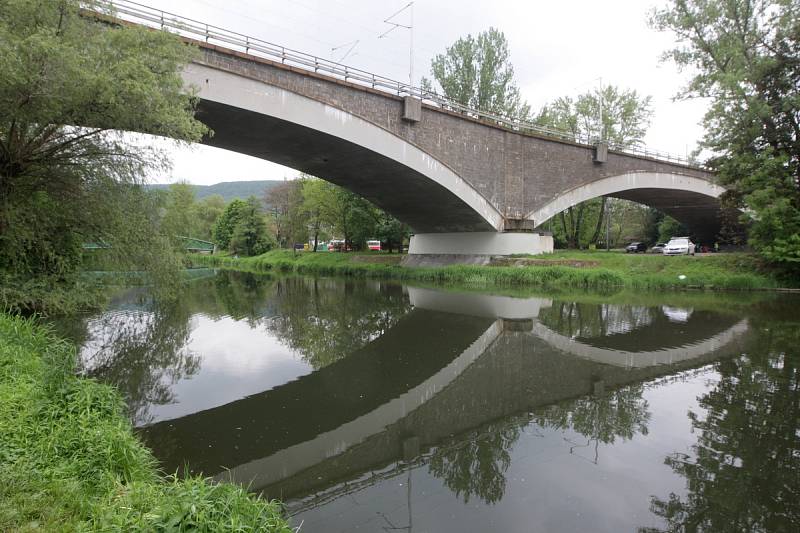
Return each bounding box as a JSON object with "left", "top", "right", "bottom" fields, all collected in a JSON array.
[{"left": 403, "top": 232, "right": 553, "bottom": 266}]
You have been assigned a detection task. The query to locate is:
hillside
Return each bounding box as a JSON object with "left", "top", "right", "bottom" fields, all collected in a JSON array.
[{"left": 148, "top": 180, "right": 285, "bottom": 204}]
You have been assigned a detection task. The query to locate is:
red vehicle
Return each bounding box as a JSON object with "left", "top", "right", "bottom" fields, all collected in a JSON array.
[
  {"left": 367, "top": 239, "right": 381, "bottom": 251},
  {"left": 327, "top": 240, "right": 352, "bottom": 252}
]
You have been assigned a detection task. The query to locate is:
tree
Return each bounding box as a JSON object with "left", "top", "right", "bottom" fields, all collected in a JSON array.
[
  {"left": 651, "top": 0, "right": 800, "bottom": 268},
  {"left": 228, "top": 197, "right": 274, "bottom": 256},
  {"left": 194, "top": 194, "right": 226, "bottom": 241},
  {"left": 537, "top": 86, "right": 653, "bottom": 147},
  {"left": 0, "top": 0, "right": 206, "bottom": 307},
  {"left": 300, "top": 177, "right": 331, "bottom": 252},
  {"left": 657, "top": 215, "right": 689, "bottom": 243},
  {"left": 322, "top": 185, "right": 378, "bottom": 250},
  {"left": 213, "top": 199, "right": 248, "bottom": 250},
  {"left": 375, "top": 212, "right": 409, "bottom": 253},
  {"left": 214, "top": 197, "right": 273, "bottom": 256},
  {"left": 265, "top": 179, "right": 306, "bottom": 248},
  {"left": 537, "top": 86, "right": 653, "bottom": 248},
  {"left": 422, "top": 28, "right": 531, "bottom": 120},
  {"left": 160, "top": 182, "right": 197, "bottom": 240}
]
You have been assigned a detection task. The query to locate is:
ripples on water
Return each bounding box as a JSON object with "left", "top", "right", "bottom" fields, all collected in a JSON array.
[{"left": 52, "top": 271, "right": 800, "bottom": 532}]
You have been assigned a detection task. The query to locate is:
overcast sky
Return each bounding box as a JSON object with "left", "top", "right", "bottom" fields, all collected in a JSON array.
[{"left": 139, "top": 0, "right": 707, "bottom": 185}]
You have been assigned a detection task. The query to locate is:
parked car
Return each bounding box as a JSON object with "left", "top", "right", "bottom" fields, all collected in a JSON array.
[
  {"left": 663, "top": 237, "right": 696, "bottom": 256},
  {"left": 367, "top": 239, "right": 382, "bottom": 251},
  {"left": 625, "top": 242, "right": 648, "bottom": 253},
  {"left": 650, "top": 242, "right": 667, "bottom": 254}
]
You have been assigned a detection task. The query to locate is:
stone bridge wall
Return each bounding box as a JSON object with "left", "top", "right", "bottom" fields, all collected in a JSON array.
[{"left": 193, "top": 43, "right": 712, "bottom": 222}]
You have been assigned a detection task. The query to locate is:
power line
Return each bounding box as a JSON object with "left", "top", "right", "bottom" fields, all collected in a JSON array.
[{"left": 331, "top": 39, "right": 359, "bottom": 63}]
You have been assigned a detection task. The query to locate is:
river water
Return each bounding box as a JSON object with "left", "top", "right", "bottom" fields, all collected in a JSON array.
[{"left": 53, "top": 270, "right": 800, "bottom": 532}]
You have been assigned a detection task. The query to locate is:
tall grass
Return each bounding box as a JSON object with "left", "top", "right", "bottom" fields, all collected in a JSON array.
[
  {"left": 0, "top": 314, "right": 292, "bottom": 532},
  {"left": 195, "top": 249, "right": 785, "bottom": 291}
]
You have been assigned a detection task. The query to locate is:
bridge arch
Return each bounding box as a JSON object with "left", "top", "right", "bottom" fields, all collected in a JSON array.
[
  {"left": 182, "top": 63, "right": 504, "bottom": 233},
  {"left": 526, "top": 171, "right": 726, "bottom": 241}
]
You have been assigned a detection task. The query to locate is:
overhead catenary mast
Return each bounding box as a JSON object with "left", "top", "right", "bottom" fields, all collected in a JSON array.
[{"left": 379, "top": 2, "right": 414, "bottom": 89}]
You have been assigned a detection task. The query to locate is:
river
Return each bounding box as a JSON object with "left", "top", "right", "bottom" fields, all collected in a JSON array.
[{"left": 52, "top": 270, "right": 800, "bottom": 532}]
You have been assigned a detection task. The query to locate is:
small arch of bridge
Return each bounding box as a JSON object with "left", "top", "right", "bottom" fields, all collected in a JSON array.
[{"left": 526, "top": 171, "right": 727, "bottom": 242}]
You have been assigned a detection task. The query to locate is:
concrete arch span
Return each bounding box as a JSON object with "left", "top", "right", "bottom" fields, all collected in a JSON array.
[
  {"left": 182, "top": 63, "right": 504, "bottom": 233},
  {"left": 527, "top": 172, "right": 728, "bottom": 242}
]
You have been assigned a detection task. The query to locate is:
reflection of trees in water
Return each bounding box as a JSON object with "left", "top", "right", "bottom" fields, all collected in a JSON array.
[
  {"left": 534, "top": 385, "right": 651, "bottom": 463},
  {"left": 539, "top": 301, "right": 656, "bottom": 338},
  {"left": 428, "top": 421, "right": 522, "bottom": 505},
  {"left": 205, "top": 271, "right": 274, "bottom": 324},
  {"left": 266, "top": 278, "right": 412, "bottom": 369},
  {"left": 427, "top": 383, "right": 651, "bottom": 505},
  {"left": 65, "top": 272, "right": 412, "bottom": 424},
  {"left": 71, "top": 271, "right": 276, "bottom": 426},
  {"left": 644, "top": 317, "right": 800, "bottom": 532},
  {"left": 77, "top": 303, "right": 200, "bottom": 427}
]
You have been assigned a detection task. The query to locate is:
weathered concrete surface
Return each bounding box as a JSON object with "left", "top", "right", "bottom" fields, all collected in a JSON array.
[{"left": 185, "top": 42, "right": 723, "bottom": 240}]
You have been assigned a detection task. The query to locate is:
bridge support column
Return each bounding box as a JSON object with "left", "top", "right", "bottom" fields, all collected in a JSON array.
[{"left": 404, "top": 232, "right": 553, "bottom": 266}]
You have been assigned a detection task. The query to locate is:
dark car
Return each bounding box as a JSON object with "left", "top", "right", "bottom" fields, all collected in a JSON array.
[{"left": 626, "top": 242, "right": 648, "bottom": 253}]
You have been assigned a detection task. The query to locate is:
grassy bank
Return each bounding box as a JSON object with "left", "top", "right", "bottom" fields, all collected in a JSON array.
[
  {"left": 194, "top": 249, "right": 792, "bottom": 291},
  {"left": 0, "top": 314, "right": 291, "bottom": 532}
]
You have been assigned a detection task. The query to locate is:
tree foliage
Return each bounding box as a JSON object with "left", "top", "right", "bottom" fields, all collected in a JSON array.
[
  {"left": 160, "top": 182, "right": 197, "bottom": 239},
  {"left": 265, "top": 180, "right": 306, "bottom": 248},
  {"left": 194, "top": 194, "right": 226, "bottom": 241},
  {"left": 374, "top": 212, "right": 409, "bottom": 253},
  {"left": 213, "top": 197, "right": 273, "bottom": 256},
  {"left": 0, "top": 0, "right": 206, "bottom": 307},
  {"left": 422, "top": 28, "right": 531, "bottom": 120},
  {"left": 213, "top": 199, "right": 247, "bottom": 251},
  {"left": 651, "top": 0, "right": 800, "bottom": 268},
  {"left": 300, "top": 176, "right": 330, "bottom": 251},
  {"left": 537, "top": 86, "right": 653, "bottom": 147},
  {"left": 228, "top": 197, "right": 274, "bottom": 256}
]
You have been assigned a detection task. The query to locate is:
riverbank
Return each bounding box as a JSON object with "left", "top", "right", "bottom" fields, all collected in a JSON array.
[
  {"left": 194, "top": 249, "right": 793, "bottom": 291},
  {"left": 0, "top": 314, "right": 291, "bottom": 532}
]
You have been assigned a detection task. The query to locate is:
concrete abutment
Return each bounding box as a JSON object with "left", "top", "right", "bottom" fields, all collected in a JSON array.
[{"left": 403, "top": 231, "right": 554, "bottom": 266}]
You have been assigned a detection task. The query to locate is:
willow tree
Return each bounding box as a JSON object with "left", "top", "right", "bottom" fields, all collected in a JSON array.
[{"left": 0, "top": 0, "right": 207, "bottom": 310}]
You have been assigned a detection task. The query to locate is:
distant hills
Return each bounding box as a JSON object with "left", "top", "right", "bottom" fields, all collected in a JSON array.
[{"left": 148, "top": 180, "right": 285, "bottom": 204}]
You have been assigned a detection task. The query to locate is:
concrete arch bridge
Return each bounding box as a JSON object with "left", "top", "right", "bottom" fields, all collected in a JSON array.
[{"left": 105, "top": 1, "right": 726, "bottom": 257}]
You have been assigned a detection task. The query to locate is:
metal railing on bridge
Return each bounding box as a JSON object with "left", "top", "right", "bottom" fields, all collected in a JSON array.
[{"left": 91, "top": 0, "right": 700, "bottom": 168}]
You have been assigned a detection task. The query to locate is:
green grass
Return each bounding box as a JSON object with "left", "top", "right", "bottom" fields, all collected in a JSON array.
[
  {"left": 0, "top": 313, "right": 292, "bottom": 532},
  {"left": 194, "top": 249, "right": 793, "bottom": 291}
]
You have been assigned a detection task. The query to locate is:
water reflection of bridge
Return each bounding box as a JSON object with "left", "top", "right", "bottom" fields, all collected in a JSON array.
[{"left": 140, "top": 288, "right": 749, "bottom": 502}]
